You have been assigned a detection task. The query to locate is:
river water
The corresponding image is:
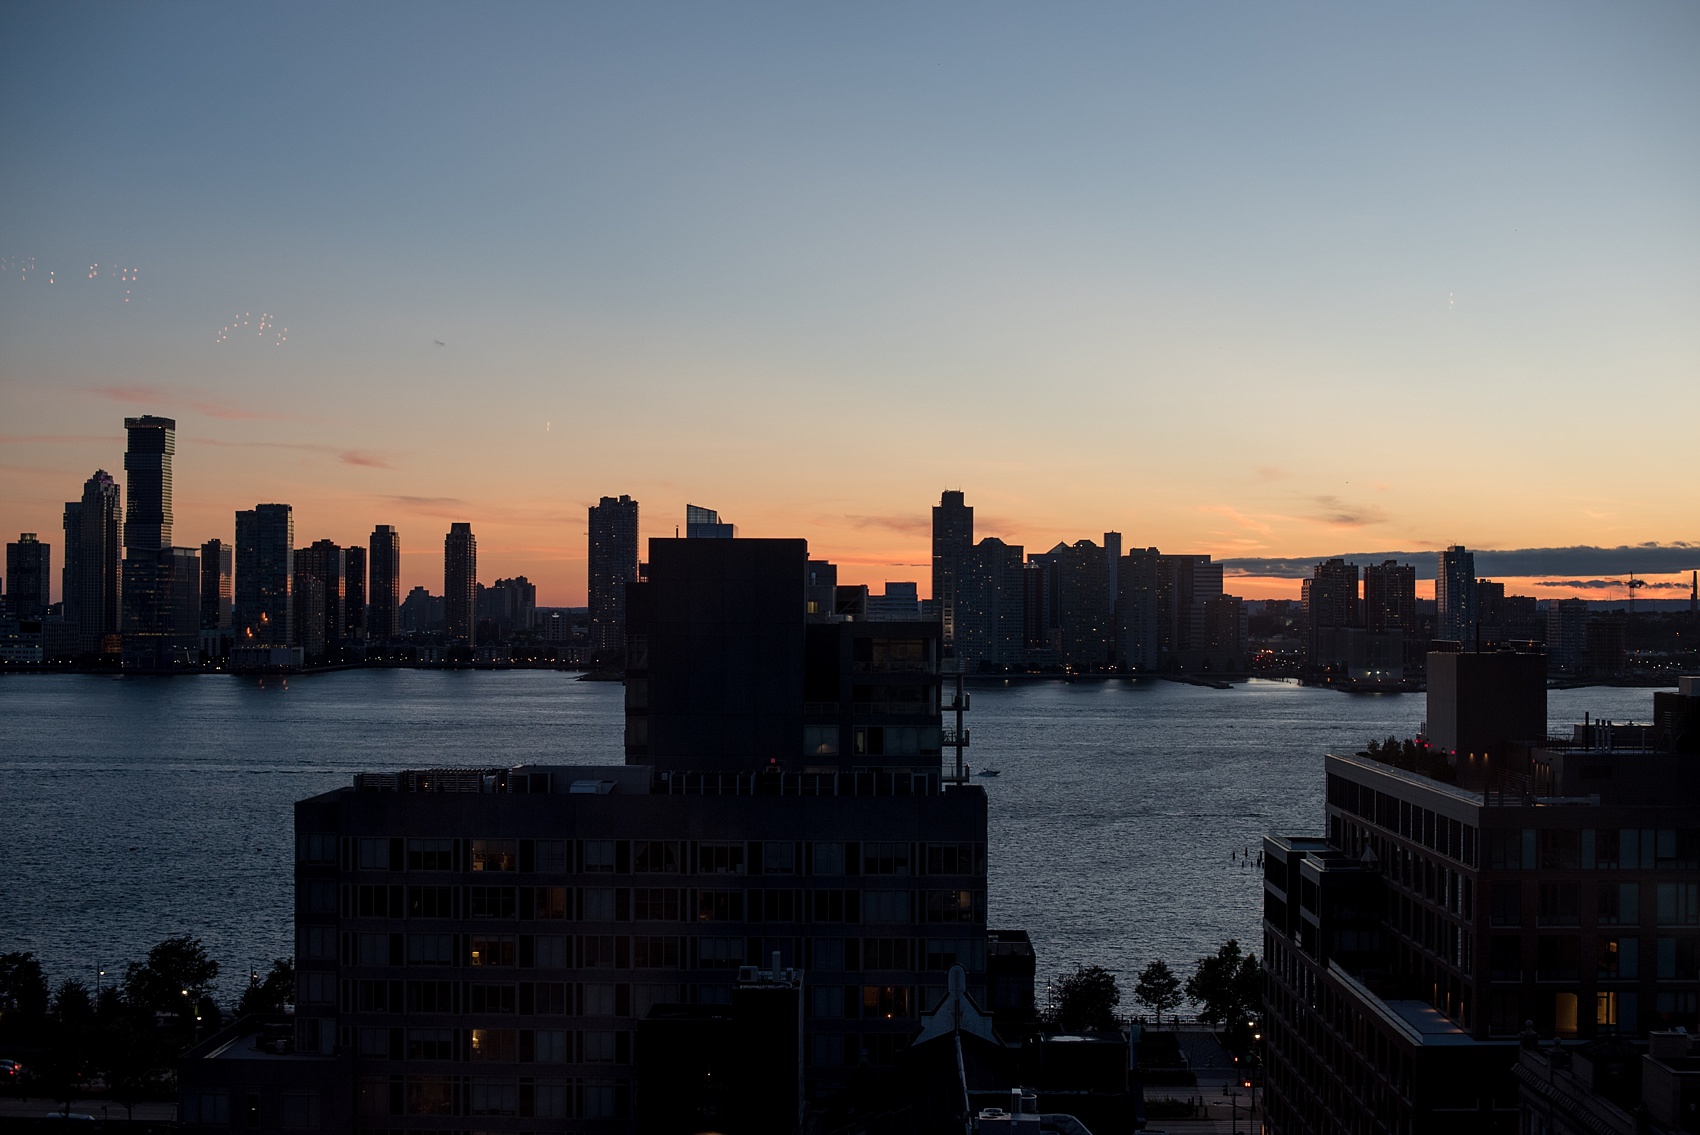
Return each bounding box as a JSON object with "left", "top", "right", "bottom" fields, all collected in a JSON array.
[{"left": 0, "top": 671, "right": 1660, "bottom": 997}]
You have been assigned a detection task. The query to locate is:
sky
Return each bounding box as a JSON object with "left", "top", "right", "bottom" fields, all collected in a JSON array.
[{"left": 2, "top": 2, "right": 1697, "bottom": 605}]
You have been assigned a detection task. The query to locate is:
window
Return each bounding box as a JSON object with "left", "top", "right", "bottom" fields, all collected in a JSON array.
[
  {"left": 698, "top": 842, "right": 745, "bottom": 875},
  {"left": 471, "top": 937, "right": 516, "bottom": 967},
  {"left": 407, "top": 981, "right": 455, "bottom": 1013},
  {"left": 584, "top": 889, "right": 619, "bottom": 922},
  {"left": 813, "top": 843, "right": 845, "bottom": 876},
  {"left": 634, "top": 985, "right": 679, "bottom": 1019},
  {"left": 813, "top": 938, "right": 845, "bottom": 971},
  {"left": 297, "top": 971, "right": 332, "bottom": 1005},
  {"left": 1656, "top": 938, "right": 1700, "bottom": 980},
  {"left": 925, "top": 938, "right": 988, "bottom": 972},
  {"left": 407, "top": 838, "right": 454, "bottom": 871},
  {"left": 926, "top": 889, "right": 982, "bottom": 924},
  {"left": 524, "top": 981, "right": 567, "bottom": 1014},
  {"left": 472, "top": 840, "right": 517, "bottom": 872},
  {"left": 297, "top": 833, "right": 336, "bottom": 864},
  {"left": 581, "top": 935, "right": 622, "bottom": 968},
  {"left": 1599, "top": 883, "right": 1639, "bottom": 926},
  {"left": 583, "top": 840, "right": 617, "bottom": 873},
  {"left": 633, "top": 841, "right": 679, "bottom": 874},
  {"left": 358, "top": 838, "right": 392, "bottom": 871},
  {"left": 926, "top": 843, "right": 985, "bottom": 876},
  {"left": 697, "top": 890, "right": 743, "bottom": 921},
  {"left": 533, "top": 839, "right": 570, "bottom": 871},
  {"left": 357, "top": 1028, "right": 393, "bottom": 1058},
  {"left": 305, "top": 881, "right": 336, "bottom": 914},
  {"left": 634, "top": 889, "right": 681, "bottom": 921},
  {"left": 1537, "top": 830, "right": 1579, "bottom": 870},
  {"left": 1536, "top": 937, "right": 1580, "bottom": 981},
  {"left": 527, "top": 1030, "right": 569, "bottom": 1062},
  {"left": 405, "top": 1075, "right": 455, "bottom": 1117},
  {"left": 470, "top": 1028, "right": 516, "bottom": 1062},
  {"left": 408, "top": 886, "right": 454, "bottom": 918},
  {"left": 407, "top": 934, "right": 455, "bottom": 965},
  {"left": 533, "top": 886, "right": 567, "bottom": 919},
  {"left": 583, "top": 1081, "right": 620, "bottom": 1120},
  {"left": 408, "top": 1029, "right": 454, "bottom": 1060},
  {"left": 863, "top": 843, "right": 909, "bottom": 876},
  {"left": 862, "top": 891, "right": 909, "bottom": 923},
  {"left": 1599, "top": 938, "right": 1638, "bottom": 980},
  {"left": 584, "top": 1030, "right": 619, "bottom": 1062},
  {"left": 583, "top": 983, "right": 619, "bottom": 1016},
  {"left": 468, "top": 1079, "right": 517, "bottom": 1116},
  {"left": 633, "top": 937, "right": 680, "bottom": 968},
  {"left": 1591, "top": 829, "right": 1620, "bottom": 869},
  {"left": 805, "top": 725, "right": 839, "bottom": 756},
  {"left": 532, "top": 935, "right": 569, "bottom": 968},
  {"left": 1538, "top": 884, "right": 1580, "bottom": 927},
  {"left": 764, "top": 842, "right": 796, "bottom": 875},
  {"left": 299, "top": 925, "right": 336, "bottom": 960},
  {"left": 1657, "top": 883, "right": 1700, "bottom": 926},
  {"left": 357, "top": 933, "right": 391, "bottom": 966},
  {"left": 1489, "top": 882, "right": 1521, "bottom": 927},
  {"left": 862, "top": 984, "right": 913, "bottom": 1019},
  {"left": 182, "top": 1092, "right": 229, "bottom": 1124},
  {"left": 863, "top": 938, "right": 910, "bottom": 970},
  {"left": 470, "top": 886, "right": 517, "bottom": 918},
  {"left": 521, "top": 1080, "right": 569, "bottom": 1118},
  {"left": 1484, "top": 829, "right": 1522, "bottom": 870},
  {"left": 279, "top": 1092, "right": 319, "bottom": 1130},
  {"left": 811, "top": 985, "right": 843, "bottom": 1019},
  {"left": 469, "top": 983, "right": 516, "bottom": 1013},
  {"left": 698, "top": 938, "right": 745, "bottom": 968}
]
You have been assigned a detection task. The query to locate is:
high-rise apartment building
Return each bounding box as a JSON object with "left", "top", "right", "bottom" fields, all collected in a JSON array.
[
  {"left": 955, "top": 538, "right": 1025, "bottom": 672},
  {"left": 296, "top": 540, "right": 347, "bottom": 649},
  {"left": 1364, "top": 560, "right": 1417, "bottom": 635},
  {"left": 235, "top": 505, "right": 294, "bottom": 646},
  {"left": 481, "top": 576, "right": 537, "bottom": 637},
  {"left": 1116, "top": 548, "right": 1162, "bottom": 672},
  {"left": 199, "top": 539, "right": 233, "bottom": 630},
  {"left": 589, "top": 496, "right": 639, "bottom": 665},
  {"left": 1303, "top": 558, "right": 1361, "bottom": 674},
  {"left": 443, "top": 523, "right": 477, "bottom": 641},
  {"left": 65, "top": 470, "right": 122, "bottom": 654},
  {"left": 1103, "top": 531, "right": 1122, "bottom": 620},
  {"left": 1546, "top": 599, "right": 1588, "bottom": 675},
  {"left": 5, "top": 533, "right": 51, "bottom": 620},
  {"left": 931, "top": 491, "right": 973, "bottom": 664},
  {"left": 368, "top": 525, "right": 401, "bottom": 640},
  {"left": 120, "top": 415, "right": 182, "bottom": 667},
  {"left": 1048, "top": 540, "right": 1112, "bottom": 670},
  {"left": 1261, "top": 676, "right": 1700, "bottom": 1135},
  {"left": 344, "top": 544, "right": 367, "bottom": 641},
  {"left": 1437, "top": 545, "right": 1478, "bottom": 644},
  {"left": 1154, "top": 554, "right": 1225, "bottom": 670},
  {"left": 209, "top": 532, "right": 991, "bottom": 1130}
]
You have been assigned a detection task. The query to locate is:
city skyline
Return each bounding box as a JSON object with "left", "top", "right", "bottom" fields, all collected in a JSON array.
[{"left": 3, "top": 4, "right": 1697, "bottom": 607}]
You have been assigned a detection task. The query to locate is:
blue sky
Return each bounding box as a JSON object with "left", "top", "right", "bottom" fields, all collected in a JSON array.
[{"left": 2, "top": 2, "right": 1696, "bottom": 601}]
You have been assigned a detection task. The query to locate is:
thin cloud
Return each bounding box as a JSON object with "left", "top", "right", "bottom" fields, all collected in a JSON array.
[
  {"left": 0, "top": 434, "right": 115, "bottom": 444},
  {"left": 339, "top": 451, "right": 390, "bottom": 468},
  {"left": 1223, "top": 543, "right": 1700, "bottom": 579},
  {"left": 1308, "top": 496, "right": 1388, "bottom": 528},
  {"left": 1537, "top": 579, "right": 1689, "bottom": 591},
  {"left": 1200, "top": 504, "right": 1274, "bottom": 540},
  {"left": 91, "top": 385, "right": 311, "bottom": 422},
  {"left": 844, "top": 514, "right": 932, "bottom": 537},
  {"left": 1255, "top": 465, "right": 1290, "bottom": 481}
]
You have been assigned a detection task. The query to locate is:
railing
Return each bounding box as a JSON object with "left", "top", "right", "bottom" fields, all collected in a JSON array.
[
  {"left": 942, "top": 729, "right": 970, "bottom": 747},
  {"left": 853, "top": 702, "right": 933, "bottom": 715}
]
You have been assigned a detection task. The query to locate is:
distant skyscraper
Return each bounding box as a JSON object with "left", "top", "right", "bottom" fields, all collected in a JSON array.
[
  {"left": 1103, "top": 530, "right": 1122, "bottom": 629},
  {"left": 343, "top": 545, "right": 366, "bottom": 641},
  {"left": 932, "top": 491, "right": 973, "bottom": 661},
  {"left": 1303, "top": 558, "right": 1360, "bottom": 672},
  {"left": 1436, "top": 545, "right": 1477, "bottom": 644},
  {"left": 297, "top": 540, "right": 348, "bottom": 648},
  {"left": 1045, "top": 539, "right": 1112, "bottom": 669},
  {"left": 61, "top": 502, "right": 82, "bottom": 627},
  {"left": 443, "top": 523, "right": 477, "bottom": 640},
  {"left": 235, "top": 505, "right": 294, "bottom": 646},
  {"left": 1116, "top": 548, "right": 1161, "bottom": 672},
  {"left": 1363, "top": 560, "right": 1416, "bottom": 634},
  {"left": 68, "top": 470, "right": 122, "bottom": 653},
  {"left": 1546, "top": 598, "right": 1588, "bottom": 675},
  {"left": 588, "top": 495, "right": 639, "bottom": 664},
  {"left": 684, "top": 504, "right": 735, "bottom": 539},
  {"left": 6, "top": 533, "right": 51, "bottom": 620},
  {"left": 368, "top": 525, "right": 401, "bottom": 639},
  {"left": 119, "top": 416, "right": 180, "bottom": 665},
  {"left": 199, "top": 539, "right": 233, "bottom": 629},
  {"left": 955, "top": 537, "right": 1025, "bottom": 671}
]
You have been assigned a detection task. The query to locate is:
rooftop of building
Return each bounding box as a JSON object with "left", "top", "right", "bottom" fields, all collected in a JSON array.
[
  {"left": 186, "top": 1016, "right": 332, "bottom": 1063},
  {"left": 1328, "top": 963, "right": 1506, "bottom": 1049}
]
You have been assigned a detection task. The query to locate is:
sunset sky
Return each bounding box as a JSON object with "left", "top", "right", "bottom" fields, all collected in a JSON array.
[{"left": 3, "top": 3, "right": 1696, "bottom": 605}]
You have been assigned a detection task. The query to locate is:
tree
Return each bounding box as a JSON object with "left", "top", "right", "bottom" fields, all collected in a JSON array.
[
  {"left": 1046, "top": 965, "right": 1121, "bottom": 1033},
  {"left": 1185, "top": 940, "right": 1263, "bottom": 1043},
  {"left": 236, "top": 958, "right": 294, "bottom": 1018},
  {"left": 123, "top": 935, "right": 218, "bottom": 1023},
  {"left": 1134, "top": 959, "right": 1183, "bottom": 1025},
  {"left": 0, "top": 951, "right": 49, "bottom": 1051},
  {"left": 41, "top": 980, "right": 98, "bottom": 1118}
]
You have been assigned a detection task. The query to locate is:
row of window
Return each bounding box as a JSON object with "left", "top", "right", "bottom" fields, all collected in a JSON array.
[
  {"left": 355, "top": 1076, "right": 624, "bottom": 1121},
  {"left": 1487, "top": 882, "right": 1700, "bottom": 927},
  {"left": 1488, "top": 936, "right": 1700, "bottom": 983},
  {"left": 304, "top": 835, "right": 987, "bottom": 878}
]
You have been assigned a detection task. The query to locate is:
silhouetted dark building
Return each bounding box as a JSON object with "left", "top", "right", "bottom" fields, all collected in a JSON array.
[
  {"left": 1156, "top": 553, "right": 1227, "bottom": 671},
  {"left": 443, "top": 522, "right": 477, "bottom": 641},
  {"left": 296, "top": 540, "right": 347, "bottom": 649},
  {"left": 684, "top": 503, "right": 735, "bottom": 539},
  {"left": 1365, "top": 560, "right": 1416, "bottom": 635},
  {"left": 199, "top": 539, "right": 233, "bottom": 630},
  {"left": 1262, "top": 682, "right": 1700, "bottom": 1135},
  {"left": 343, "top": 544, "right": 366, "bottom": 641},
  {"left": 1022, "top": 557, "right": 1059, "bottom": 665},
  {"left": 1584, "top": 616, "right": 1627, "bottom": 679},
  {"left": 1116, "top": 548, "right": 1161, "bottom": 672},
  {"left": 481, "top": 575, "right": 537, "bottom": 637},
  {"left": 1426, "top": 648, "right": 1547, "bottom": 765},
  {"left": 399, "top": 585, "right": 442, "bottom": 634},
  {"left": 1548, "top": 599, "right": 1588, "bottom": 675},
  {"left": 956, "top": 538, "right": 1025, "bottom": 671},
  {"left": 65, "top": 469, "right": 123, "bottom": 654},
  {"left": 1438, "top": 545, "right": 1478, "bottom": 644},
  {"left": 292, "top": 569, "right": 326, "bottom": 660},
  {"left": 368, "top": 525, "right": 401, "bottom": 639},
  {"left": 1304, "top": 557, "right": 1360, "bottom": 674},
  {"left": 5, "top": 533, "right": 50, "bottom": 620},
  {"left": 932, "top": 491, "right": 973, "bottom": 665},
  {"left": 235, "top": 504, "right": 294, "bottom": 646},
  {"left": 1047, "top": 539, "right": 1111, "bottom": 669},
  {"left": 120, "top": 415, "right": 183, "bottom": 667},
  {"left": 589, "top": 495, "right": 639, "bottom": 665}
]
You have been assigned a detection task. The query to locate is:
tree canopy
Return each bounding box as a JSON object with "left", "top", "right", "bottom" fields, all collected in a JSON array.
[
  {"left": 1133, "top": 959, "right": 1184, "bottom": 1024},
  {"left": 1185, "top": 939, "right": 1263, "bottom": 1037},
  {"left": 1046, "top": 965, "right": 1121, "bottom": 1033}
]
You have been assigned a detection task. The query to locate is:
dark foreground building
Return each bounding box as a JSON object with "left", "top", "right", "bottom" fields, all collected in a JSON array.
[
  {"left": 184, "top": 535, "right": 996, "bottom": 1132},
  {"left": 1262, "top": 665, "right": 1700, "bottom": 1135}
]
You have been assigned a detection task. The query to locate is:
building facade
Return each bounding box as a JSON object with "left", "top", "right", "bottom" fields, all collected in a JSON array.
[
  {"left": 5, "top": 533, "right": 51, "bottom": 620},
  {"left": 369, "top": 526, "right": 402, "bottom": 640},
  {"left": 588, "top": 497, "right": 639, "bottom": 667},
  {"left": 1437, "top": 546, "right": 1478, "bottom": 645},
  {"left": 66, "top": 469, "right": 123, "bottom": 654},
  {"left": 931, "top": 491, "right": 973, "bottom": 666},
  {"left": 236, "top": 505, "right": 295, "bottom": 647},
  {"left": 444, "top": 524, "right": 477, "bottom": 642}
]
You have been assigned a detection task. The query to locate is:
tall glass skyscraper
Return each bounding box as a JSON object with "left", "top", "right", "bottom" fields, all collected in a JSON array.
[
  {"left": 120, "top": 415, "right": 184, "bottom": 666},
  {"left": 235, "top": 504, "right": 294, "bottom": 646},
  {"left": 65, "top": 469, "right": 122, "bottom": 654},
  {"left": 367, "top": 525, "right": 401, "bottom": 639},
  {"left": 443, "top": 523, "right": 477, "bottom": 641},
  {"left": 588, "top": 495, "right": 639, "bottom": 665},
  {"left": 1436, "top": 545, "right": 1478, "bottom": 645}
]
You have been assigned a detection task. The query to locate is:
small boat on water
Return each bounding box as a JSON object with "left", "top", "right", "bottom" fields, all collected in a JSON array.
[{"left": 976, "top": 769, "right": 1001, "bottom": 778}]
